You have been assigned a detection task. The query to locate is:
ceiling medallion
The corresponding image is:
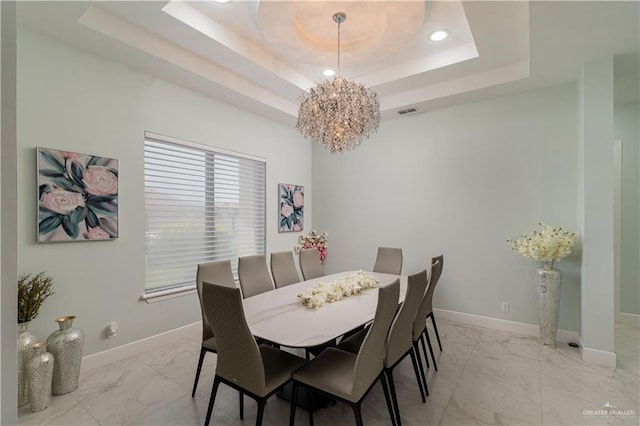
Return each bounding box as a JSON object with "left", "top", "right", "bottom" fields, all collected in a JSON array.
[{"left": 296, "top": 12, "right": 381, "bottom": 155}]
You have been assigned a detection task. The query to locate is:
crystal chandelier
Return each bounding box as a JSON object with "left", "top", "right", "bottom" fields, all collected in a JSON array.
[{"left": 296, "top": 12, "right": 381, "bottom": 155}]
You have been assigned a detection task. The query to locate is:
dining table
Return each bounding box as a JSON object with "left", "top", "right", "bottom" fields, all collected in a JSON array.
[{"left": 243, "top": 271, "right": 408, "bottom": 349}]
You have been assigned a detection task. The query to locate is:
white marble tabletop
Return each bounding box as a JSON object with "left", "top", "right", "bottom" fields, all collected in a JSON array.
[{"left": 243, "top": 271, "right": 407, "bottom": 348}]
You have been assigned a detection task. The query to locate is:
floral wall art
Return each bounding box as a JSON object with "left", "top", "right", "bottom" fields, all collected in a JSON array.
[
  {"left": 279, "top": 183, "right": 303, "bottom": 232},
  {"left": 37, "top": 147, "right": 118, "bottom": 242}
]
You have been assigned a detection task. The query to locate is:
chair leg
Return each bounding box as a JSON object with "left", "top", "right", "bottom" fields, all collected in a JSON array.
[
  {"left": 255, "top": 398, "right": 266, "bottom": 426},
  {"left": 307, "top": 386, "right": 314, "bottom": 426},
  {"left": 409, "top": 346, "right": 426, "bottom": 403},
  {"left": 430, "top": 314, "right": 443, "bottom": 351},
  {"left": 379, "top": 373, "right": 397, "bottom": 426},
  {"left": 289, "top": 382, "right": 299, "bottom": 426},
  {"left": 385, "top": 369, "right": 402, "bottom": 426},
  {"left": 239, "top": 391, "right": 244, "bottom": 419},
  {"left": 351, "top": 403, "right": 364, "bottom": 426},
  {"left": 191, "top": 348, "right": 207, "bottom": 397},
  {"left": 425, "top": 329, "right": 438, "bottom": 371},
  {"left": 412, "top": 341, "right": 429, "bottom": 398},
  {"left": 419, "top": 331, "right": 430, "bottom": 369},
  {"left": 205, "top": 376, "right": 221, "bottom": 426}
]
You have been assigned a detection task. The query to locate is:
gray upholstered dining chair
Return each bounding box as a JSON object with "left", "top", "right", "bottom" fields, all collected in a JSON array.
[
  {"left": 298, "top": 248, "right": 325, "bottom": 281},
  {"left": 270, "top": 251, "right": 301, "bottom": 288},
  {"left": 338, "top": 270, "right": 429, "bottom": 425},
  {"left": 202, "top": 281, "right": 307, "bottom": 426},
  {"left": 289, "top": 280, "right": 400, "bottom": 426},
  {"left": 192, "top": 260, "right": 236, "bottom": 398},
  {"left": 413, "top": 256, "right": 444, "bottom": 373},
  {"left": 238, "top": 255, "right": 275, "bottom": 299},
  {"left": 372, "top": 247, "right": 403, "bottom": 275}
]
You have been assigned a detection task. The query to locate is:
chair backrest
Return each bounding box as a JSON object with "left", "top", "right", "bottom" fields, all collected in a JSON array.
[
  {"left": 196, "top": 260, "right": 236, "bottom": 341},
  {"left": 299, "top": 248, "right": 325, "bottom": 281},
  {"left": 352, "top": 279, "right": 400, "bottom": 398},
  {"left": 413, "top": 257, "right": 443, "bottom": 340},
  {"left": 424, "top": 255, "right": 444, "bottom": 315},
  {"left": 238, "top": 255, "right": 275, "bottom": 299},
  {"left": 385, "top": 270, "right": 427, "bottom": 367},
  {"left": 201, "top": 281, "right": 266, "bottom": 395},
  {"left": 372, "top": 247, "right": 403, "bottom": 275},
  {"left": 270, "top": 251, "right": 300, "bottom": 288}
]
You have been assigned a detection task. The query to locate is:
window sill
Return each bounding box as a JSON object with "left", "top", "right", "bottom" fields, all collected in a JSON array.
[{"left": 141, "top": 285, "right": 196, "bottom": 303}]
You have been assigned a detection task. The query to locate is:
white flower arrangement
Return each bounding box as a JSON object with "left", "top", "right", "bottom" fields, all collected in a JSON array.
[
  {"left": 507, "top": 223, "right": 575, "bottom": 267},
  {"left": 297, "top": 270, "right": 379, "bottom": 310}
]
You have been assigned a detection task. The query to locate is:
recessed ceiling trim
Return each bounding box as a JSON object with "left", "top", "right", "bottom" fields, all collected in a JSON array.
[
  {"left": 381, "top": 60, "right": 530, "bottom": 111},
  {"left": 360, "top": 42, "right": 479, "bottom": 88},
  {"left": 162, "top": 1, "right": 314, "bottom": 91},
  {"left": 78, "top": 5, "right": 298, "bottom": 117}
]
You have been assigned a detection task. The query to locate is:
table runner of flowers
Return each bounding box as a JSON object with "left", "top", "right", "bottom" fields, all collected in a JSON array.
[{"left": 297, "top": 270, "right": 379, "bottom": 310}]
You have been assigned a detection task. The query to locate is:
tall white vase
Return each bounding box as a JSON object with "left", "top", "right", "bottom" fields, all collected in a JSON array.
[{"left": 536, "top": 262, "right": 561, "bottom": 347}]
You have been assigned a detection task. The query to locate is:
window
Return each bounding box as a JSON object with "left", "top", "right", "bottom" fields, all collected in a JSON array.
[{"left": 143, "top": 132, "right": 266, "bottom": 299}]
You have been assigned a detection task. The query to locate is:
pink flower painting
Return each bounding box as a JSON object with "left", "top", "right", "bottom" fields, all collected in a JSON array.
[
  {"left": 37, "top": 147, "right": 118, "bottom": 242},
  {"left": 278, "top": 183, "right": 303, "bottom": 232}
]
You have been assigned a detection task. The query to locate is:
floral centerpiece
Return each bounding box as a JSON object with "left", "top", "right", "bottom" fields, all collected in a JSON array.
[
  {"left": 507, "top": 223, "right": 575, "bottom": 269},
  {"left": 18, "top": 272, "right": 55, "bottom": 324},
  {"left": 297, "top": 270, "right": 379, "bottom": 310},
  {"left": 294, "top": 229, "right": 328, "bottom": 263}
]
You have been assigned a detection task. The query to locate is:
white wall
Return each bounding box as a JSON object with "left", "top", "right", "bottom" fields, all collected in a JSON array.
[
  {"left": 577, "top": 57, "right": 615, "bottom": 356},
  {"left": 312, "top": 83, "right": 580, "bottom": 331},
  {"left": 17, "top": 29, "right": 312, "bottom": 356},
  {"left": 1, "top": 2, "right": 18, "bottom": 424},
  {"left": 615, "top": 103, "right": 640, "bottom": 315}
]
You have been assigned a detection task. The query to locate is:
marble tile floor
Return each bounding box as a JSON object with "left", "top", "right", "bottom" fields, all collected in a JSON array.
[{"left": 18, "top": 320, "right": 639, "bottom": 426}]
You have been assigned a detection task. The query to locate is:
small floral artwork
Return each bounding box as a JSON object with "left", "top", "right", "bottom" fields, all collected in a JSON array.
[
  {"left": 37, "top": 147, "right": 118, "bottom": 242},
  {"left": 279, "top": 183, "right": 303, "bottom": 232}
]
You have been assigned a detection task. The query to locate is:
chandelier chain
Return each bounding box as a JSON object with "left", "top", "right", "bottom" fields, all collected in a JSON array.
[{"left": 337, "top": 19, "right": 341, "bottom": 76}]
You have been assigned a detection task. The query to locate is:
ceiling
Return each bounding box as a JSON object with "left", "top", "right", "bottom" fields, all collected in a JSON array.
[{"left": 17, "top": 1, "right": 640, "bottom": 126}]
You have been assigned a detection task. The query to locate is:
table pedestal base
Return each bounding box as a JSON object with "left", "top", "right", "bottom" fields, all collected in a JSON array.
[{"left": 277, "top": 382, "right": 331, "bottom": 413}]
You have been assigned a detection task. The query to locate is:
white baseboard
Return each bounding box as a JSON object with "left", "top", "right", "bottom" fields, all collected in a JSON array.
[
  {"left": 82, "top": 309, "right": 620, "bottom": 373},
  {"left": 580, "top": 338, "right": 617, "bottom": 368},
  {"left": 433, "top": 308, "right": 580, "bottom": 344},
  {"left": 619, "top": 312, "right": 640, "bottom": 327},
  {"left": 81, "top": 322, "right": 200, "bottom": 373}
]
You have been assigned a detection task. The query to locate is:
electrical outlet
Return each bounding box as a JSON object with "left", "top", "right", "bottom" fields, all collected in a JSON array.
[
  {"left": 106, "top": 322, "right": 119, "bottom": 339},
  {"left": 501, "top": 302, "right": 510, "bottom": 313}
]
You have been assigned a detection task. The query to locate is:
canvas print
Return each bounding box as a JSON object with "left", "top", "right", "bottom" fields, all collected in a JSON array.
[
  {"left": 37, "top": 147, "right": 119, "bottom": 242},
  {"left": 279, "top": 183, "right": 303, "bottom": 232}
]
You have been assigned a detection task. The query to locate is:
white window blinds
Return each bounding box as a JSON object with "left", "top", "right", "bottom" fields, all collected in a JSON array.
[{"left": 144, "top": 132, "right": 266, "bottom": 295}]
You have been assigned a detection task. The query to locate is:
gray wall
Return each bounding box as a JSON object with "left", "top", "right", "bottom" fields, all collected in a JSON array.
[
  {"left": 312, "top": 83, "right": 580, "bottom": 331},
  {"left": 17, "top": 29, "right": 312, "bottom": 356},
  {"left": 615, "top": 103, "right": 640, "bottom": 315}
]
